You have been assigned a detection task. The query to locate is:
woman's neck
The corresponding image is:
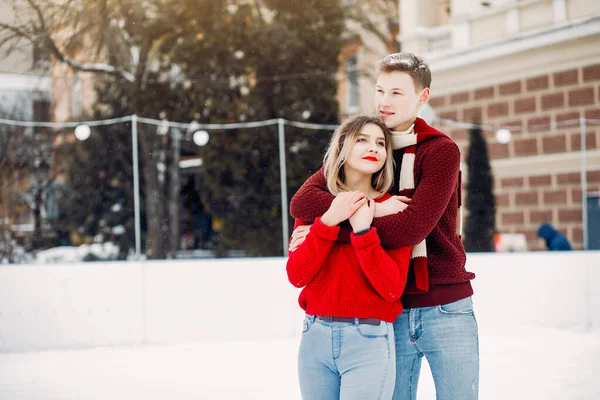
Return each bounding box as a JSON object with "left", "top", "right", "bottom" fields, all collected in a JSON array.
[{"left": 343, "top": 169, "right": 379, "bottom": 198}]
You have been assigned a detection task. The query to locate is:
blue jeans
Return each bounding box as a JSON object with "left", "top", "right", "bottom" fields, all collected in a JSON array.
[
  {"left": 298, "top": 314, "right": 396, "bottom": 400},
  {"left": 392, "top": 296, "right": 479, "bottom": 400}
]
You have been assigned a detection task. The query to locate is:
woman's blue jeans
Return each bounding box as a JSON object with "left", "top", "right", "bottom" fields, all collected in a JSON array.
[
  {"left": 392, "top": 296, "right": 480, "bottom": 400},
  {"left": 297, "top": 314, "right": 396, "bottom": 399}
]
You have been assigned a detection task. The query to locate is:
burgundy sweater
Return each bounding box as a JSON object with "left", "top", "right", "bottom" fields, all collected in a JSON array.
[{"left": 290, "top": 119, "right": 475, "bottom": 308}]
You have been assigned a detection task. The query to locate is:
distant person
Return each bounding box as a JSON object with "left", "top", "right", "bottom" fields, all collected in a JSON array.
[
  {"left": 537, "top": 223, "right": 572, "bottom": 251},
  {"left": 192, "top": 201, "right": 213, "bottom": 249}
]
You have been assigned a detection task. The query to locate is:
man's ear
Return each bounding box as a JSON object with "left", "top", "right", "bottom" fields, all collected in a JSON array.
[{"left": 418, "top": 87, "right": 430, "bottom": 105}]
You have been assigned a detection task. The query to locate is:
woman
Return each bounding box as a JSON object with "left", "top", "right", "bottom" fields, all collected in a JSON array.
[{"left": 287, "top": 115, "right": 412, "bottom": 400}]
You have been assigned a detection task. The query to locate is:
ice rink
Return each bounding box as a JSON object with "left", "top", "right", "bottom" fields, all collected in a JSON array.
[
  {"left": 2, "top": 253, "right": 600, "bottom": 399},
  {"left": 1, "top": 326, "right": 599, "bottom": 399}
]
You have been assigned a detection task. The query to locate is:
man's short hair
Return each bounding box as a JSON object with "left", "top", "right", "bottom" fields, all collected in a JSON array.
[{"left": 378, "top": 53, "right": 431, "bottom": 90}]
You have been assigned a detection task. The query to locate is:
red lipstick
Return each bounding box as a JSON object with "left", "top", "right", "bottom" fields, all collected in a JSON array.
[{"left": 363, "top": 156, "right": 378, "bottom": 162}]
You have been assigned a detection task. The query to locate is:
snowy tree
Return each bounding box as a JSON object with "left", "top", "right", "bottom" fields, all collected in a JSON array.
[
  {"left": 0, "top": 105, "right": 63, "bottom": 259},
  {"left": 163, "top": 0, "right": 344, "bottom": 256},
  {"left": 0, "top": 0, "right": 198, "bottom": 258},
  {"left": 0, "top": 0, "right": 344, "bottom": 257}
]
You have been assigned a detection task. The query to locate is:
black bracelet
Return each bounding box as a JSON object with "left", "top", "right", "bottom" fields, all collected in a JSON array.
[{"left": 354, "top": 228, "right": 371, "bottom": 236}]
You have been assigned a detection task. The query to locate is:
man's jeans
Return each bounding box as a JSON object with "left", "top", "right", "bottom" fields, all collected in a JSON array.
[
  {"left": 298, "top": 314, "right": 396, "bottom": 400},
  {"left": 392, "top": 296, "right": 479, "bottom": 400}
]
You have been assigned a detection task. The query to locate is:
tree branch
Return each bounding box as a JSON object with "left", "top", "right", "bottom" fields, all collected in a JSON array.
[
  {"left": 25, "top": 0, "right": 46, "bottom": 31},
  {"left": 0, "top": 19, "right": 136, "bottom": 82}
]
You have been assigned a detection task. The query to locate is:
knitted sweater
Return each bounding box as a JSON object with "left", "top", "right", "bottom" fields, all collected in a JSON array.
[
  {"left": 290, "top": 118, "right": 475, "bottom": 308},
  {"left": 286, "top": 195, "right": 414, "bottom": 322}
]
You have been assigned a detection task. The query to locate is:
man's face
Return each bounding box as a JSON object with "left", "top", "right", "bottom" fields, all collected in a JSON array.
[{"left": 375, "top": 71, "right": 429, "bottom": 131}]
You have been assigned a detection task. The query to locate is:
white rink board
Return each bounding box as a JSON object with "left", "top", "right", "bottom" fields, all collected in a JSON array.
[{"left": 0, "top": 252, "right": 599, "bottom": 352}]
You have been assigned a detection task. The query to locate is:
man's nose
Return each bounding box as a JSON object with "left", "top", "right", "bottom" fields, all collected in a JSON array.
[{"left": 378, "top": 95, "right": 391, "bottom": 107}]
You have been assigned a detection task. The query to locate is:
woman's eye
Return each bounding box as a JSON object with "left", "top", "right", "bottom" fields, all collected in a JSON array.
[{"left": 357, "top": 138, "right": 366, "bottom": 142}]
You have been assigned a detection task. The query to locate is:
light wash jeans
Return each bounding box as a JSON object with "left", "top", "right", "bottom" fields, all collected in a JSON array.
[
  {"left": 298, "top": 314, "right": 396, "bottom": 400},
  {"left": 392, "top": 296, "right": 479, "bottom": 400}
]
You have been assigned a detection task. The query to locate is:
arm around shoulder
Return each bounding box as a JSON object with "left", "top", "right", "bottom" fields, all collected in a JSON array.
[
  {"left": 373, "top": 138, "right": 461, "bottom": 248},
  {"left": 290, "top": 168, "right": 335, "bottom": 222}
]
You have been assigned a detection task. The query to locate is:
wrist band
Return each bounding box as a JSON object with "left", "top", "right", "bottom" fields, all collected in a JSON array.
[{"left": 354, "top": 228, "right": 371, "bottom": 236}]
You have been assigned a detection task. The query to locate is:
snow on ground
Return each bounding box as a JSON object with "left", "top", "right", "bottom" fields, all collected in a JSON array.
[{"left": 1, "top": 327, "right": 599, "bottom": 400}]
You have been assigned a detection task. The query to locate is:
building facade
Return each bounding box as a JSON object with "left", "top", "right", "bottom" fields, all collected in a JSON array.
[
  {"left": 0, "top": 6, "right": 54, "bottom": 247},
  {"left": 336, "top": 1, "right": 401, "bottom": 117},
  {"left": 399, "top": 0, "right": 600, "bottom": 250}
]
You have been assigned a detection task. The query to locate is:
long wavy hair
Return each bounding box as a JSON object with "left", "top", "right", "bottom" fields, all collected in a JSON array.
[{"left": 323, "top": 115, "right": 394, "bottom": 196}]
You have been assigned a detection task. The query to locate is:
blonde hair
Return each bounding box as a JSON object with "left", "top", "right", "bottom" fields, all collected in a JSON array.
[{"left": 323, "top": 115, "right": 394, "bottom": 196}]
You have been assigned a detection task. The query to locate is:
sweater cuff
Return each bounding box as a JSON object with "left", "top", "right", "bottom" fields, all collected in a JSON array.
[
  {"left": 312, "top": 217, "right": 341, "bottom": 241},
  {"left": 351, "top": 227, "right": 380, "bottom": 249}
]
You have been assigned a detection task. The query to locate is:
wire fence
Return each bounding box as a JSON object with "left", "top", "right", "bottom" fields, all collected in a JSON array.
[
  {"left": 0, "top": 116, "right": 337, "bottom": 262},
  {"left": 1, "top": 115, "right": 598, "bottom": 262}
]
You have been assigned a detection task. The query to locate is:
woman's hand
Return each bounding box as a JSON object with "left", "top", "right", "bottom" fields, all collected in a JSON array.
[
  {"left": 320, "top": 191, "right": 367, "bottom": 227},
  {"left": 349, "top": 198, "right": 375, "bottom": 233},
  {"left": 374, "top": 196, "right": 411, "bottom": 217}
]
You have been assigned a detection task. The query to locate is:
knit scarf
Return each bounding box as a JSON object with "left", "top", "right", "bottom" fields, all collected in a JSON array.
[{"left": 390, "top": 117, "right": 462, "bottom": 294}]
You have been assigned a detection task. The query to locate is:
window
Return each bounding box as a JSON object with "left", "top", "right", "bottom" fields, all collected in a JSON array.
[
  {"left": 32, "top": 44, "right": 50, "bottom": 69},
  {"left": 72, "top": 73, "right": 81, "bottom": 119},
  {"left": 33, "top": 100, "right": 50, "bottom": 122},
  {"left": 345, "top": 55, "right": 359, "bottom": 112}
]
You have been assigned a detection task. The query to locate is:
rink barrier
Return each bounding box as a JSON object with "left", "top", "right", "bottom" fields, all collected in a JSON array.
[{"left": 0, "top": 252, "right": 598, "bottom": 352}]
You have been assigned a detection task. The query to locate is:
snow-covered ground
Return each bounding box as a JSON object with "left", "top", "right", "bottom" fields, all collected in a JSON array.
[{"left": 1, "top": 327, "right": 599, "bottom": 400}]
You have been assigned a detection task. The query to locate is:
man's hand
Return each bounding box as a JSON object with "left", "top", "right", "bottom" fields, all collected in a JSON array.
[
  {"left": 289, "top": 224, "right": 311, "bottom": 252},
  {"left": 320, "top": 191, "right": 367, "bottom": 227},
  {"left": 349, "top": 199, "right": 375, "bottom": 233},
  {"left": 374, "top": 196, "right": 411, "bottom": 217}
]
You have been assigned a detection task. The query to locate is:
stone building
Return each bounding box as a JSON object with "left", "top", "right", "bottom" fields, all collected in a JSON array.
[{"left": 398, "top": 0, "right": 600, "bottom": 250}]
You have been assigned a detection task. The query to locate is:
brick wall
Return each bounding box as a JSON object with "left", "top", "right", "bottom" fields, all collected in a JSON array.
[{"left": 430, "top": 64, "right": 600, "bottom": 250}]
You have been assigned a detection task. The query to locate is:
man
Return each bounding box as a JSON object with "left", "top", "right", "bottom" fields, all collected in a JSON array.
[{"left": 289, "top": 53, "right": 478, "bottom": 400}]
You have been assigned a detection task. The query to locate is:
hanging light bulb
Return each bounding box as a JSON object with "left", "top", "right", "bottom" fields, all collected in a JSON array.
[
  {"left": 495, "top": 128, "right": 512, "bottom": 144},
  {"left": 193, "top": 130, "right": 210, "bottom": 146},
  {"left": 74, "top": 124, "right": 91, "bottom": 141}
]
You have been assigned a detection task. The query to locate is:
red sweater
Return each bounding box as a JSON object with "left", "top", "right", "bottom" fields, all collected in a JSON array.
[
  {"left": 290, "top": 118, "right": 475, "bottom": 308},
  {"left": 287, "top": 196, "right": 412, "bottom": 322}
]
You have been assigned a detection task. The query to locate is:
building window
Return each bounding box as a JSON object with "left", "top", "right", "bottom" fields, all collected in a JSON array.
[
  {"left": 72, "top": 73, "right": 82, "bottom": 119},
  {"left": 32, "top": 44, "right": 50, "bottom": 69},
  {"left": 345, "top": 55, "right": 359, "bottom": 112},
  {"left": 33, "top": 99, "right": 50, "bottom": 122}
]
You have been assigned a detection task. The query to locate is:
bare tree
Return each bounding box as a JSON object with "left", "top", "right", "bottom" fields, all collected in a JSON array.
[
  {"left": 0, "top": 0, "right": 191, "bottom": 258},
  {"left": 340, "top": 0, "right": 399, "bottom": 82},
  {"left": 0, "top": 104, "right": 63, "bottom": 260},
  {"left": 342, "top": 0, "right": 399, "bottom": 48}
]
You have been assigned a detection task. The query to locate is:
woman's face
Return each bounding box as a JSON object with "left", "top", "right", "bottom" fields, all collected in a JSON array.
[{"left": 344, "top": 123, "right": 387, "bottom": 176}]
